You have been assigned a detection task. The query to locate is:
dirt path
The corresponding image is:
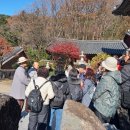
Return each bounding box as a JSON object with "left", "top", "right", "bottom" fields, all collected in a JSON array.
[{"left": 0, "top": 79, "right": 12, "bottom": 95}]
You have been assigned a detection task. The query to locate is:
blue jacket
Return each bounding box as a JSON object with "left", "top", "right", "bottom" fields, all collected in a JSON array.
[
  {"left": 93, "top": 70, "right": 122, "bottom": 118},
  {"left": 28, "top": 67, "right": 37, "bottom": 79}
]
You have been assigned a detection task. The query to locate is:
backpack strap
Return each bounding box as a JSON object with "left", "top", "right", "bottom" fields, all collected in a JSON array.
[
  {"left": 33, "top": 79, "right": 49, "bottom": 90},
  {"left": 120, "top": 77, "right": 130, "bottom": 86},
  {"left": 38, "top": 80, "right": 49, "bottom": 90},
  {"left": 52, "top": 81, "right": 59, "bottom": 88},
  {"left": 110, "top": 76, "right": 130, "bottom": 88},
  {"left": 33, "top": 79, "right": 37, "bottom": 89}
]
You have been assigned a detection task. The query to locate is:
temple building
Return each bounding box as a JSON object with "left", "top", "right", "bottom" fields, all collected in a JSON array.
[{"left": 47, "top": 38, "right": 128, "bottom": 61}]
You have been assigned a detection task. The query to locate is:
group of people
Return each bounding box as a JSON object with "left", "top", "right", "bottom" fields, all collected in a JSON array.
[{"left": 10, "top": 48, "right": 130, "bottom": 130}]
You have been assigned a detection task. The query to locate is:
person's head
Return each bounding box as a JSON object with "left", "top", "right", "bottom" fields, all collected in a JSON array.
[
  {"left": 113, "top": 55, "right": 119, "bottom": 60},
  {"left": 101, "top": 57, "right": 118, "bottom": 72},
  {"left": 37, "top": 67, "right": 49, "bottom": 78},
  {"left": 78, "top": 64, "right": 86, "bottom": 74},
  {"left": 33, "top": 62, "right": 39, "bottom": 70},
  {"left": 69, "top": 68, "right": 79, "bottom": 80},
  {"left": 86, "top": 68, "right": 95, "bottom": 78},
  {"left": 55, "top": 65, "right": 65, "bottom": 75},
  {"left": 69, "top": 68, "right": 81, "bottom": 84},
  {"left": 17, "top": 56, "right": 28, "bottom": 67},
  {"left": 124, "top": 48, "right": 130, "bottom": 62}
]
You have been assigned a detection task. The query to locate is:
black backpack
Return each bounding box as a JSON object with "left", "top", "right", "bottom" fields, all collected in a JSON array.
[
  {"left": 27, "top": 80, "right": 48, "bottom": 113},
  {"left": 121, "top": 89, "right": 130, "bottom": 108},
  {"left": 113, "top": 76, "right": 130, "bottom": 109},
  {"left": 50, "top": 81, "right": 69, "bottom": 108},
  {"left": 120, "top": 77, "right": 130, "bottom": 108},
  {"left": 69, "top": 84, "right": 83, "bottom": 102}
]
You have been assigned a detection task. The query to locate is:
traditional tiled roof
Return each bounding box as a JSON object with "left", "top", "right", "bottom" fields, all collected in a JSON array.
[
  {"left": 48, "top": 38, "right": 128, "bottom": 55},
  {"left": 112, "top": 0, "right": 130, "bottom": 16},
  {"left": 2, "top": 46, "right": 24, "bottom": 65}
]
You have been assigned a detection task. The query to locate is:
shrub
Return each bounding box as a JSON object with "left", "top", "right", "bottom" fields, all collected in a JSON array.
[
  {"left": 90, "top": 53, "right": 110, "bottom": 70},
  {"left": 26, "top": 48, "right": 50, "bottom": 62}
]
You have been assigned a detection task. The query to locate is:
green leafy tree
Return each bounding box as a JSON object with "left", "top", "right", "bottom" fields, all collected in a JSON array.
[
  {"left": 0, "top": 14, "right": 10, "bottom": 26},
  {"left": 90, "top": 53, "right": 110, "bottom": 70},
  {"left": 26, "top": 47, "right": 50, "bottom": 62},
  {"left": 0, "top": 25, "right": 20, "bottom": 46}
]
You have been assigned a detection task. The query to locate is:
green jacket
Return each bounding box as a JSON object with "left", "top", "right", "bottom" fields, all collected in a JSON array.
[{"left": 93, "top": 70, "right": 122, "bottom": 117}]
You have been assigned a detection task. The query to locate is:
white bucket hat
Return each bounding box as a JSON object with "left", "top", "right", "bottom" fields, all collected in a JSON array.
[
  {"left": 102, "top": 57, "right": 117, "bottom": 71},
  {"left": 17, "top": 56, "right": 28, "bottom": 64}
]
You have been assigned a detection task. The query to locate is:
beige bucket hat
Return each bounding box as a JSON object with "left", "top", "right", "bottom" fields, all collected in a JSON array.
[{"left": 102, "top": 57, "right": 118, "bottom": 71}]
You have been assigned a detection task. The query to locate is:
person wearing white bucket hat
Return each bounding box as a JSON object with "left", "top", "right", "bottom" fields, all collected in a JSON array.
[
  {"left": 101, "top": 57, "right": 118, "bottom": 71},
  {"left": 10, "top": 56, "right": 30, "bottom": 111},
  {"left": 92, "top": 57, "right": 122, "bottom": 123}
]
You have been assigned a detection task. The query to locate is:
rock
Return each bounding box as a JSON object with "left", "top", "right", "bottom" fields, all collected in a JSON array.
[
  {"left": 61, "top": 100, "right": 106, "bottom": 130},
  {"left": 0, "top": 93, "right": 21, "bottom": 130}
]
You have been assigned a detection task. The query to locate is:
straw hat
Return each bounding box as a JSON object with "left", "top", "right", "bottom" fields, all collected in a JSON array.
[
  {"left": 102, "top": 57, "right": 117, "bottom": 71},
  {"left": 17, "top": 57, "right": 28, "bottom": 64}
]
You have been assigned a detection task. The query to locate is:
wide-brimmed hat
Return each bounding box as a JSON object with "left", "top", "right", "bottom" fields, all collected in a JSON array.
[
  {"left": 102, "top": 57, "right": 117, "bottom": 71},
  {"left": 17, "top": 57, "right": 28, "bottom": 64}
]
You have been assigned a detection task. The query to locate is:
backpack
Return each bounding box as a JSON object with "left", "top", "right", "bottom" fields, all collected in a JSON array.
[
  {"left": 121, "top": 89, "right": 130, "bottom": 108},
  {"left": 69, "top": 84, "right": 83, "bottom": 102},
  {"left": 120, "top": 77, "right": 130, "bottom": 108},
  {"left": 112, "top": 76, "right": 130, "bottom": 108},
  {"left": 50, "top": 81, "right": 69, "bottom": 108},
  {"left": 27, "top": 80, "right": 48, "bottom": 113}
]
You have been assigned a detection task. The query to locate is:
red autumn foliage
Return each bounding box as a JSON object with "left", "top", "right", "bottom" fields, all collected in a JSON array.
[
  {"left": 47, "top": 42, "right": 80, "bottom": 59},
  {"left": 0, "top": 38, "right": 12, "bottom": 55}
]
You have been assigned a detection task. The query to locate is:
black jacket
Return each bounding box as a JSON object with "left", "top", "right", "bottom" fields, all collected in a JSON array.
[
  {"left": 49, "top": 74, "right": 71, "bottom": 108},
  {"left": 121, "top": 61, "right": 130, "bottom": 90}
]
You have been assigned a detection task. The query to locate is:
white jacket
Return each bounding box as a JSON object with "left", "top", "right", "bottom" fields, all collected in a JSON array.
[{"left": 25, "top": 77, "right": 54, "bottom": 105}]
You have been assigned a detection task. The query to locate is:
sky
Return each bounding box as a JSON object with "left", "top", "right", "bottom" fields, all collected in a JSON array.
[{"left": 0, "top": 0, "right": 35, "bottom": 16}]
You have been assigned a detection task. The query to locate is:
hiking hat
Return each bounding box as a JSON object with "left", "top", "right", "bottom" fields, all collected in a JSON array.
[
  {"left": 102, "top": 57, "right": 118, "bottom": 71},
  {"left": 17, "top": 56, "right": 28, "bottom": 64}
]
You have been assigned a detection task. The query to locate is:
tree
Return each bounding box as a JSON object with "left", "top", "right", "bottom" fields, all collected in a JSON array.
[
  {"left": 26, "top": 47, "right": 50, "bottom": 62},
  {"left": 47, "top": 41, "right": 80, "bottom": 60},
  {"left": 90, "top": 53, "right": 110, "bottom": 70},
  {"left": 4, "top": 0, "right": 130, "bottom": 51},
  {"left": 0, "top": 37, "right": 12, "bottom": 55},
  {"left": 0, "top": 14, "right": 10, "bottom": 26},
  {"left": 0, "top": 37, "right": 12, "bottom": 69}
]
